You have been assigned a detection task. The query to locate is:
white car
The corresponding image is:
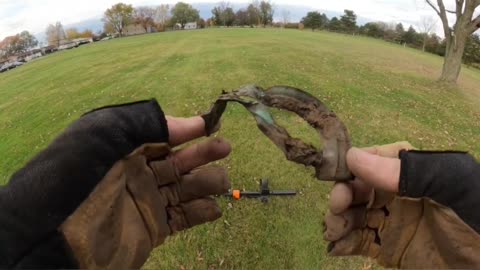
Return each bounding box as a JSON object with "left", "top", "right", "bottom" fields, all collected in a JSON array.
[
  {"left": 0, "top": 64, "right": 8, "bottom": 73},
  {"left": 0, "top": 61, "right": 24, "bottom": 73}
]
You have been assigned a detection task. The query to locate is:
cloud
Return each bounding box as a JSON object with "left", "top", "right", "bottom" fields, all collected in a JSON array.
[{"left": 0, "top": 0, "right": 468, "bottom": 40}]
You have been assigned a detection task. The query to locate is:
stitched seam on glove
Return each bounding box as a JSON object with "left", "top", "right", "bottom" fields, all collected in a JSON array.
[{"left": 125, "top": 184, "right": 154, "bottom": 249}]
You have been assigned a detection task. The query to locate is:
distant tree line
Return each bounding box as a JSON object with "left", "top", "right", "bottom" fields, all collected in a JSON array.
[
  {"left": 300, "top": 10, "right": 357, "bottom": 34},
  {"left": 209, "top": 1, "right": 274, "bottom": 27},
  {"left": 300, "top": 10, "right": 480, "bottom": 69},
  {"left": 2, "top": 0, "right": 477, "bottom": 74},
  {"left": 99, "top": 1, "right": 276, "bottom": 36},
  {"left": 101, "top": 2, "right": 202, "bottom": 36}
]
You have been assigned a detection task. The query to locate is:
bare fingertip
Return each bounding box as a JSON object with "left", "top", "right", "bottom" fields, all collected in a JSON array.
[
  {"left": 346, "top": 147, "right": 361, "bottom": 165},
  {"left": 329, "top": 183, "right": 353, "bottom": 214},
  {"left": 223, "top": 178, "right": 232, "bottom": 193},
  {"left": 209, "top": 137, "right": 232, "bottom": 158}
]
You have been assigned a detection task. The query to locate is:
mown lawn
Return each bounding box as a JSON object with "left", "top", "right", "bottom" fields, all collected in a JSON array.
[{"left": 0, "top": 28, "right": 479, "bottom": 269}]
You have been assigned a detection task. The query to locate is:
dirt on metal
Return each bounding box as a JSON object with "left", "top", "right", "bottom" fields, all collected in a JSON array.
[{"left": 202, "top": 85, "right": 352, "bottom": 181}]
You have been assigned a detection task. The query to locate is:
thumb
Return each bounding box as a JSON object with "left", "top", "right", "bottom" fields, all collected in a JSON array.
[{"left": 346, "top": 147, "right": 400, "bottom": 192}]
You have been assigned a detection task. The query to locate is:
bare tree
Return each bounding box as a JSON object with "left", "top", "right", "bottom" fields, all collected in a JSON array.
[
  {"left": 281, "top": 9, "right": 290, "bottom": 26},
  {"left": 248, "top": 0, "right": 261, "bottom": 26},
  {"left": 155, "top": 4, "right": 171, "bottom": 27},
  {"left": 134, "top": 6, "right": 156, "bottom": 32},
  {"left": 212, "top": 1, "right": 233, "bottom": 26},
  {"left": 425, "top": 0, "right": 480, "bottom": 83},
  {"left": 46, "top": 22, "right": 66, "bottom": 47},
  {"left": 418, "top": 16, "right": 437, "bottom": 51}
]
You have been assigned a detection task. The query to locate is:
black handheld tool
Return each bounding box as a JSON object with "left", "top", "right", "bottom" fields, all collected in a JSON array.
[{"left": 224, "top": 179, "right": 296, "bottom": 203}]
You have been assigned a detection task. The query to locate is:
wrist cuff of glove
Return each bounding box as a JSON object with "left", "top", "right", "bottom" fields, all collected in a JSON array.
[
  {"left": 0, "top": 99, "right": 169, "bottom": 267},
  {"left": 83, "top": 99, "right": 169, "bottom": 144},
  {"left": 399, "top": 150, "right": 480, "bottom": 233}
]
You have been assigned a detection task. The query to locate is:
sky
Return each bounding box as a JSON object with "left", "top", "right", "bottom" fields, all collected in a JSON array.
[{"left": 0, "top": 0, "right": 460, "bottom": 40}]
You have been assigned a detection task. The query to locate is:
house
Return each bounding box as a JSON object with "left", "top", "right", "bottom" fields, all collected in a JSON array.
[
  {"left": 24, "top": 49, "right": 43, "bottom": 62},
  {"left": 175, "top": 22, "right": 197, "bottom": 30},
  {"left": 124, "top": 24, "right": 157, "bottom": 36},
  {"left": 41, "top": 46, "right": 57, "bottom": 55},
  {"left": 185, "top": 22, "right": 197, "bottom": 30},
  {"left": 71, "top": 38, "right": 93, "bottom": 46},
  {"left": 58, "top": 41, "right": 77, "bottom": 50}
]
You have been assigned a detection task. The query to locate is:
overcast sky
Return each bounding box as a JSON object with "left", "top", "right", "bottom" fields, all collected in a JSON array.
[{"left": 0, "top": 0, "right": 457, "bottom": 40}]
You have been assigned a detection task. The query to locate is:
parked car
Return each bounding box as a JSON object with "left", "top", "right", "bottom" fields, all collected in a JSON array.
[
  {"left": 0, "top": 61, "right": 24, "bottom": 73},
  {"left": 11, "top": 61, "right": 24, "bottom": 67},
  {"left": 0, "top": 64, "right": 9, "bottom": 73}
]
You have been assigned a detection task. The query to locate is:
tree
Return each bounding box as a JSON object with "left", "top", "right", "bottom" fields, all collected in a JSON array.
[
  {"left": 66, "top": 28, "right": 80, "bottom": 40},
  {"left": 66, "top": 28, "right": 93, "bottom": 39},
  {"left": 0, "top": 36, "right": 17, "bottom": 57},
  {"left": 396, "top": 23, "right": 405, "bottom": 34},
  {"left": 418, "top": 16, "right": 437, "bottom": 51},
  {"left": 340, "top": 9, "right": 357, "bottom": 33},
  {"left": 425, "top": 0, "right": 480, "bottom": 83},
  {"left": 259, "top": 0, "right": 274, "bottom": 26},
  {"left": 46, "top": 22, "right": 66, "bottom": 47},
  {"left": 403, "top": 25, "right": 423, "bottom": 47},
  {"left": 0, "top": 31, "right": 38, "bottom": 57},
  {"left": 211, "top": 2, "right": 235, "bottom": 26},
  {"left": 321, "top": 13, "right": 330, "bottom": 27},
  {"left": 212, "top": 6, "right": 222, "bottom": 26},
  {"left": 281, "top": 10, "right": 290, "bottom": 26},
  {"left": 103, "top": 22, "right": 115, "bottom": 35},
  {"left": 380, "top": 23, "right": 399, "bottom": 42},
  {"left": 395, "top": 23, "right": 406, "bottom": 43},
  {"left": 247, "top": 2, "right": 261, "bottom": 26},
  {"left": 235, "top": 9, "right": 249, "bottom": 26},
  {"left": 171, "top": 2, "right": 200, "bottom": 29},
  {"left": 18, "top": 31, "right": 38, "bottom": 51},
  {"left": 206, "top": 18, "right": 214, "bottom": 27},
  {"left": 198, "top": 18, "right": 206, "bottom": 28},
  {"left": 463, "top": 34, "right": 480, "bottom": 66},
  {"left": 328, "top": 17, "right": 342, "bottom": 31},
  {"left": 424, "top": 33, "right": 443, "bottom": 54},
  {"left": 80, "top": 29, "right": 94, "bottom": 38},
  {"left": 360, "top": 22, "right": 386, "bottom": 38},
  {"left": 103, "top": 3, "right": 134, "bottom": 37},
  {"left": 155, "top": 4, "right": 171, "bottom": 30},
  {"left": 134, "top": 6, "right": 156, "bottom": 32},
  {"left": 301, "top": 11, "right": 326, "bottom": 31},
  {"left": 224, "top": 8, "right": 236, "bottom": 27}
]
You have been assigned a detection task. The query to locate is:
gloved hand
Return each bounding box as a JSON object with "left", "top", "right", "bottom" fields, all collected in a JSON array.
[
  {"left": 324, "top": 142, "right": 480, "bottom": 269},
  {"left": 61, "top": 139, "right": 230, "bottom": 269},
  {"left": 0, "top": 100, "right": 231, "bottom": 269}
]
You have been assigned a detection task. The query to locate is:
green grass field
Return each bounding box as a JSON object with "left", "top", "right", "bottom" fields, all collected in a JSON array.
[{"left": 0, "top": 28, "right": 479, "bottom": 269}]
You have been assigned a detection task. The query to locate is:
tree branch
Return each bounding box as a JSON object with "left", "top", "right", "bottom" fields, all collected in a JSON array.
[
  {"left": 469, "top": 14, "right": 480, "bottom": 33},
  {"left": 432, "top": 0, "right": 452, "bottom": 38},
  {"left": 456, "top": 0, "right": 465, "bottom": 18},
  {"left": 426, "top": 0, "right": 441, "bottom": 16}
]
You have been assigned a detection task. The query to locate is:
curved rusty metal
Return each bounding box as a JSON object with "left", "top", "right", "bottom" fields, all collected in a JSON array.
[{"left": 202, "top": 85, "right": 352, "bottom": 181}]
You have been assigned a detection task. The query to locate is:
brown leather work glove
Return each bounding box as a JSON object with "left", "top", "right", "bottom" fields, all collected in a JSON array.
[
  {"left": 60, "top": 138, "right": 231, "bottom": 269},
  {"left": 324, "top": 142, "right": 480, "bottom": 269}
]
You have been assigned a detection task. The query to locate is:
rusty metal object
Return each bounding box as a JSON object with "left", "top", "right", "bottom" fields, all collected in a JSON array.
[{"left": 202, "top": 85, "right": 352, "bottom": 181}]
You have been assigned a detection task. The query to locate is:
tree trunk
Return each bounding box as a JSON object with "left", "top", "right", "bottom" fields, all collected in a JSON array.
[{"left": 439, "top": 33, "right": 467, "bottom": 83}]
